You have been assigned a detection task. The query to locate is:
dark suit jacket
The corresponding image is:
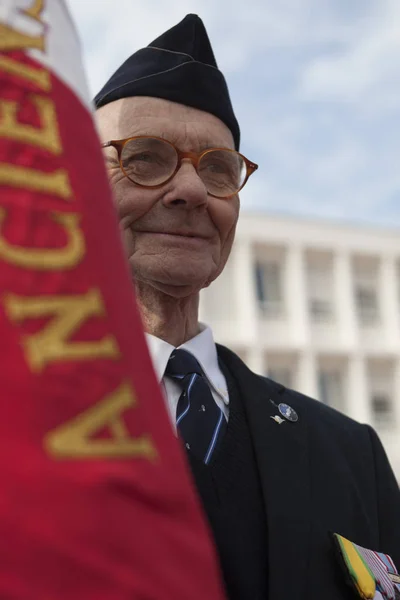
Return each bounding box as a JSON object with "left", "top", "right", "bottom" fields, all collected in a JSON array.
[{"left": 217, "top": 344, "right": 400, "bottom": 600}]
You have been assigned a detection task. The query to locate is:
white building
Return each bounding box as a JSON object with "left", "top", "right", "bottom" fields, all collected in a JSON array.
[{"left": 200, "top": 212, "right": 400, "bottom": 478}]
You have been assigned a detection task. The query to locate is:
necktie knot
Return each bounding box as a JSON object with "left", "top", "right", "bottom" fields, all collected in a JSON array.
[{"left": 165, "top": 348, "right": 203, "bottom": 379}]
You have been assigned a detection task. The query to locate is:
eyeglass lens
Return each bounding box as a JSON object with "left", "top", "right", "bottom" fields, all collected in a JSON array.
[{"left": 120, "top": 138, "right": 246, "bottom": 197}]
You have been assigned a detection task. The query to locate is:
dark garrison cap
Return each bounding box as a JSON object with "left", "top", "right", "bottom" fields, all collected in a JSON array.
[{"left": 94, "top": 14, "right": 240, "bottom": 149}]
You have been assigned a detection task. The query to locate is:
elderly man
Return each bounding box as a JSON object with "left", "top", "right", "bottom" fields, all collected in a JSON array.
[{"left": 95, "top": 14, "right": 400, "bottom": 600}]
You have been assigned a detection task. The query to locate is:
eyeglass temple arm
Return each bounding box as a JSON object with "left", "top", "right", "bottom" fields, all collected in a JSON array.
[{"left": 101, "top": 141, "right": 125, "bottom": 159}]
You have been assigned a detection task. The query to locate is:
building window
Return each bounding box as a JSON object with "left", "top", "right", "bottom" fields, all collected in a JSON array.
[
  {"left": 353, "top": 259, "right": 380, "bottom": 326},
  {"left": 306, "top": 254, "right": 334, "bottom": 323},
  {"left": 309, "top": 298, "right": 333, "bottom": 321},
  {"left": 355, "top": 286, "right": 379, "bottom": 325},
  {"left": 397, "top": 260, "right": 400, "bottom": 309},
  {"left": 254, "top": 260, "right": 284, "bottom": 317},
  {"left": 371, "top": 394, "right": 393, "bottom": 428},
  {"left": 318, "top": 369, "right": 344, "bottom": 408},
  {"left": 368, "top": 361, "right": 395, "bottom": 429}
]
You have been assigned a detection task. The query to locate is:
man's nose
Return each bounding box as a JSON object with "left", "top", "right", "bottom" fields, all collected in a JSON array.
[{"left": 161, "top": 162, "right": 208, "bottom": 209}]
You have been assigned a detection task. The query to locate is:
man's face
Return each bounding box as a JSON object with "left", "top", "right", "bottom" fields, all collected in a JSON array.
[{"left": 96, "top": 97, "right": 239, "bottom": 298}]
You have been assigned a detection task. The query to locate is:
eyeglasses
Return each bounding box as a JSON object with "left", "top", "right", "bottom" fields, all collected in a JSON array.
[{"left": 101, "top": 136, "right": 258, "bottom": 199}]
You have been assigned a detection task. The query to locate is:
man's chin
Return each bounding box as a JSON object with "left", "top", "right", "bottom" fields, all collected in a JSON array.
[
  {"left": 132, "top": 271, "right": 208, "bottom": 298},
  {"left": 153, "top": 281, "right": 203, "bottom": 298},
  {"left": 130, "top": 259, "right": 215, "bottom": 293}
]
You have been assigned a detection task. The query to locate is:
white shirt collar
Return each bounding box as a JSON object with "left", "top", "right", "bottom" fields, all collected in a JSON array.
[{"left": 145, "top": 323, "right": 229, "bottom": 405}]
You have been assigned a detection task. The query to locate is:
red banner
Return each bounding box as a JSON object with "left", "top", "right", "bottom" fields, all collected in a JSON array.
[{"left": 0, "top": 2, "right": 225, "bottom": 599}]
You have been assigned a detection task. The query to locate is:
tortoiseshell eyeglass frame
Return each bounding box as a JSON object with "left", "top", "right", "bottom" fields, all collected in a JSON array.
[{"left": 101, "top": 136, "right": 258, "bottom": 199}]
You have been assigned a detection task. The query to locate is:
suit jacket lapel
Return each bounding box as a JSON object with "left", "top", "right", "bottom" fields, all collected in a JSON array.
[{"left": 218, "top": 345, "right": 312, "bottom": 600}]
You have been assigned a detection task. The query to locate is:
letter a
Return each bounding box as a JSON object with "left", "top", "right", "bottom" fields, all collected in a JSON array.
[{"left": 44, "top": 381, "right": 157, "bottom": 461}]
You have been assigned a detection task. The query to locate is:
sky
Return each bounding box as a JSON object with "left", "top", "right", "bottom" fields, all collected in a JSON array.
[{"left": 67, "top": 0, "right": 400, "bottom": 227}]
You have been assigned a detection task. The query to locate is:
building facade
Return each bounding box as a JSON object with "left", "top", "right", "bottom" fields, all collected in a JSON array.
[{"left": 200, "top": 213, "right": 400, "bottom": 478}]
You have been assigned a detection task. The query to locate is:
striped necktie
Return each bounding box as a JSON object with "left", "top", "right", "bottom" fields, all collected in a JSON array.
[{"left": 165, "top": 349, "right": 227, "bottom": 464}]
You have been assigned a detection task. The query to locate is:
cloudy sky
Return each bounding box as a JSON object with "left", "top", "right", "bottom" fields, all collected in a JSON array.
[{"left": 67, "top": 0, "right": 400, "bottom": 227}]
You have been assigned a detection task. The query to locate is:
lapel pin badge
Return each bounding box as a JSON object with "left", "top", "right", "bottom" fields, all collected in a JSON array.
[
  {"left": 271, "top": 415, "right": 285, "bottom": 425},
  {"left": 278, "top": 403, "right": 299, "bottom": 423},
  {"left": 269, "top": 399, "right": 299, "bottom": 423}
]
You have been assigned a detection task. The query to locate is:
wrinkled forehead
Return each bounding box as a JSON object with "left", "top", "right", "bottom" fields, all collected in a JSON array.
[{"left": 95, "top": 96, "right": 235, "bottom": 151}]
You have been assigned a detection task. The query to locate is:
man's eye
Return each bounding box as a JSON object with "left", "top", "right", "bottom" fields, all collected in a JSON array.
[
  {"left": 131, "top": 152, "right": 155, "bottom": 162},
  {"left": 205, "top": 162, "right": 228, "bottom": 173}
]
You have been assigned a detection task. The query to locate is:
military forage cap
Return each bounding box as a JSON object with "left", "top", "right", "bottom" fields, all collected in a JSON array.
[{"left": 94, "top": 14, "right": 240, "bottom": 150}]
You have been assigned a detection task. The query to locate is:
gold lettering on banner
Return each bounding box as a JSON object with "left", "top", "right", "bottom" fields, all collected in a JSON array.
[
  {"left": 0, "top": 209, "right": 85, "bottom": 270},
  {"left": 0, "top": 163, "right": 72, "bottom": 200},
  {"left": 3, "top": 289, "right": 120, "bottom": 373},
  {"left": 0, "top": 96, "right": 62, "bottom": 155},
  {"left": 44, "top": 381, "right": 157, "bottom": 460},
  {"left": 0, "top": 23, "right": 45, "bottom": 53},
  {"left": 0, "top": 55, "right": 50, "bottom": 91},
  {"left": 22, "top": 0, "right": 45, "bottom": 21}
]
